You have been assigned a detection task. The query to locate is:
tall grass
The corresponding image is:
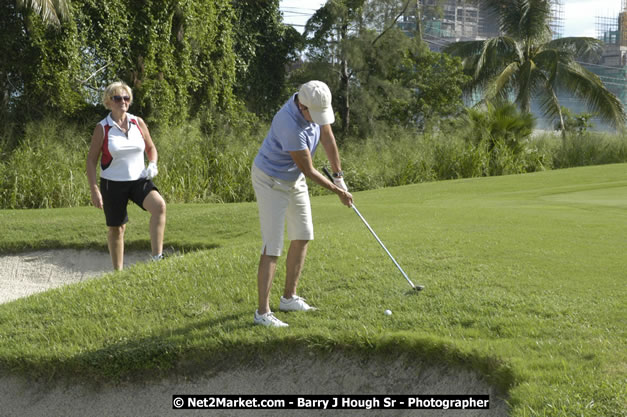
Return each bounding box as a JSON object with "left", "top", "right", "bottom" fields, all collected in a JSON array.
[
  {"left": 0, "top": 118, "right": 263, "bottom": 209},
  {"left": 0, "top": 119, "right": 91, "bottom": 209},
  {"left": 1, "top": 117, "right": 626, "bottom": 209},
  {"left": 551, "top": 131, "right": 627, "bottom": 168},
  {"left": 313, "top": 126, "right": 554, "bottom": 195},
  {"left": 154, "top": 121, "right": 259, "bottom": 204}
]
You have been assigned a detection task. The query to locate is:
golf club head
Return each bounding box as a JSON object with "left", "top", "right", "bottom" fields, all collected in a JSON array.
[{"left": 405, "top": 285, "right": 424, "bottom": 295}]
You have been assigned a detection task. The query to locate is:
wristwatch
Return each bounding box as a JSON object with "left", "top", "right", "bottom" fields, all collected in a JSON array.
[{"left": 332, "top": 171, "right": 344, "bottom": 178}]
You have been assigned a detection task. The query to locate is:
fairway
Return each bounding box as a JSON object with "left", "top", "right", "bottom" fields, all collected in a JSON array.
[
  {"left": 0, "top": 164, "right": 625, "bottom": 417},
  {"left": 542, "top": 184, "right": 627, "bottom": 207}
]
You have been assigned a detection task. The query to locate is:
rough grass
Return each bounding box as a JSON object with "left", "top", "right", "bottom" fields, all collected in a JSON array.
[
  {"left": 2, "top": 117, "right": 627, "bottom": 209},
  {"left": 0, "top": 164, "right": 625, "bottom": 417}
]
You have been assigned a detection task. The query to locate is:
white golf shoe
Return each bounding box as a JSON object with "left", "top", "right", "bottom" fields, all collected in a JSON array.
[
  {"left": 279, "top": 295, "right": 317, "bottom": 312},
  {"left": 254, "top": 310, "right": 288, "bottom": 327}
]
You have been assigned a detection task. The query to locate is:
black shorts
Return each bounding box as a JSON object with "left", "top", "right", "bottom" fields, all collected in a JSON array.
[{"left": 100, "top": 177, "right": 160, "bottom": 227}]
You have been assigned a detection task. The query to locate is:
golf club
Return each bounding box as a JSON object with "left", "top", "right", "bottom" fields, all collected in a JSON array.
[{"left": 322, "top": 167, "right": 424, "bottom": 292}]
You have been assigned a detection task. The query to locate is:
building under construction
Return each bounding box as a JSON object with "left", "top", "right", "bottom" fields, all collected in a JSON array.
[
  {"left": 558, "top": 2, "right": 627, "bottom": 128},
  {"left": 400, "top": 0, "right": 626, "bottom": 129},
  {"left": 587, "top": 3, "right": 627, "bottom": 111},
  {"left": 399, "top": 0, "right": 564, "bottom": 51}
]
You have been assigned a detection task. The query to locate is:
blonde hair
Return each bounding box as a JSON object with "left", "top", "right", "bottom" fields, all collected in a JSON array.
[{"left": 102, "top": 81, "right": 133, "bottom": 110}]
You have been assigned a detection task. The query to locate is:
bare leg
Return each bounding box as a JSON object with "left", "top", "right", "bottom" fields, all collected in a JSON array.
[
  {"left": 284, "top": 240, "right": 309, "bottom": 299},
  {"left": 257, "top": 248, "right": 278, "bottom": 315},
  {"left": 142, "top": 190, "right": 166, "bottom": 256},
  {"left": 108, "top": 225, "right": 126, "bottom": 270}
]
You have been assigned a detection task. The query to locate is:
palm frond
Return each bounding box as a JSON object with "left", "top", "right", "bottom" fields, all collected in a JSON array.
[
  {"left": 483, "top": 0, "right": 551, "bottom": 41},
  {"left": 484, "top": 61, "right": 519, "bottom": 101},
  {"left": 17, "top": 0, "right": 70, "bottom": 26},
  {"left": 535, "top": 74, "right": 563, "bottom": 121},
  {"left": 476, "top": 37, "right": 521, "bottom": 78},
  {"left": 556, "top": 62, "right": 626, "bottom": 127},
  {"left": 533, "top": 48, "right": 568, "bottom": 84},
  {"left": 517, "top": 0, "right": 551, "bottom": 42},
  {"left": 445, "top": 37, "right": 521, "bottom": 82},
  {"left": 545, "top": 37, "right": 604, "bottom": 61},
  {"left": 443, "top": 40, "right": 486, "bottom": 59}
]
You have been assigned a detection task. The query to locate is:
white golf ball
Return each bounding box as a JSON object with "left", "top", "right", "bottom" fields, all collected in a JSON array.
[{"left": 384, "top": 309, "right": 392, "bottom": 316}]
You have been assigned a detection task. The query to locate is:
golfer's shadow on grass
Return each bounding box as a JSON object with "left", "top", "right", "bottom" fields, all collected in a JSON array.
[{"left": 75, "top": 313, "right": 246, "bottom": 378}]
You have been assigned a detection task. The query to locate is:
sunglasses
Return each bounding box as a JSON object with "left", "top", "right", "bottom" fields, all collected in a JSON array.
[{"left": 112, "top": 95, "right": 131, "bottom": 103}]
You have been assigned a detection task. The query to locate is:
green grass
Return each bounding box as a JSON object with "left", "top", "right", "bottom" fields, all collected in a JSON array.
[{"left": 0, "top": 164, "right": 626, "bottom": 416}]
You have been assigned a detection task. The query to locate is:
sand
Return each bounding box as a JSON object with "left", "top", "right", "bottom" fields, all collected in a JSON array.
[{"left": 0, "top": 249, "right": 146, "bottom": 304}]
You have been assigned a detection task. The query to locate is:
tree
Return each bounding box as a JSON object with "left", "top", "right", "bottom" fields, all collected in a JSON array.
[
  {"left": 301, "top": 0, "right": 467, "bottom": 137},
  {"left": 443, "top": 0, "right": 625, "bottom": 132},
  {"left": 304, "top": 0, "right": 366, "bottom": 134},
  {"left": 118, "top": 0, "right": 238, "bottom": 129},
  {"left": 388, "top": 39, "right": 469, "bottom": 129},
  {"left": 1, "top": 0, "right": 239, "bottom": 130},
  {"left": 232, "top": 0, "right": 303, "bottom": 118},
  {"left": 1, "top": 0, "right": 84, "bottom": 122}
]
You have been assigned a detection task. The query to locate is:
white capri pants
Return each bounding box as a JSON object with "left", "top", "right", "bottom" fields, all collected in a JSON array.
[{"left": 251, "top": 163, "right": 314, "bottom": 256}]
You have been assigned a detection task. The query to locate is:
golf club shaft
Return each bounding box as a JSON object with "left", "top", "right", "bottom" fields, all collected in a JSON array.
[
  {"left": 321, "top": 167, "right": 421, "bottom": 290},
  {"left": 350, "top": 204, "right": 417, "bottom": 289}
]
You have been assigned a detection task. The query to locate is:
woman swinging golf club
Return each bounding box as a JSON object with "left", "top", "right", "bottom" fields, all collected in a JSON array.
[{"left": 251, "top": 80, "right": 353, "bottom": 327}]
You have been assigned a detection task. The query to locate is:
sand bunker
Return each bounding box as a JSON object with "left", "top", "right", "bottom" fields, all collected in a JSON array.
[
  {"left": 0, "top": 249, "right": 146, "bottom": 304},
  {"left": 0, "top": 250, "right": 509, "bottom": 417},
  {"left": 0, "top": 354, "right": 508, "bottom": 417}
]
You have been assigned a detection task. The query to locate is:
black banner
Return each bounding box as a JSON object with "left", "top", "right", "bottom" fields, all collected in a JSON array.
[{"left": 172, "top": 395, "right": 490, "bottom": 410}]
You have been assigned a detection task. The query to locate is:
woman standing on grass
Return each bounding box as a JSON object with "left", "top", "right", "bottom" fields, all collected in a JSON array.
[
  {"left": 86, "top": 81, "right": 166, "bottom": 270},
  {"left": 251, "top": 80, "right": 353, "bottom": 327}
]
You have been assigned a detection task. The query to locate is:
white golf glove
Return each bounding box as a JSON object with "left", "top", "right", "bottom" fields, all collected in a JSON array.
[
  {"left": 334, "top": 177, "right": 348, "bottom": 191},
  {"left": 142, "top": 161, "right": 158, "bottom": 179}
]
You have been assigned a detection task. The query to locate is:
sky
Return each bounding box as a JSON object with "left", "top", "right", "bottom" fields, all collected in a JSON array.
[
  {"left": 280, "top": 0, "right": 625, "bottom": 38},
  {"left": 562, "top": 0, "right": 623, "bottom": 37}
]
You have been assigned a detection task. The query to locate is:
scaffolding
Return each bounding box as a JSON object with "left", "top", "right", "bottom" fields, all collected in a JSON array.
[
  {"left": 412, "top": 0, "right": 563, "bottom": 47},
  {"left": 418, "top": 0, "right": 495, "bottom": 40},
  {"left": 596, "top": 16, "right": 619, "bottom": 44},
  {"left": 550, "top": 0, "right": 564, "bottom": 39},
  {"left": 583, "top": 8, "right": 627, "bottom": 120}
]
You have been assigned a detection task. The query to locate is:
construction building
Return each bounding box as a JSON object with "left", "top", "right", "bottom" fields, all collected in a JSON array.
[
  {"left": 400, "top": 0, "right": 625, "bottom": 129},
  {"left": 559, "top": 3, "right": 627, "bottom": 128},
  {"left": 590, "top": 5, "right": 627, "bottom": 107},
  {"left": 399, "top": 1, "right": 564, "bottom": 50}
]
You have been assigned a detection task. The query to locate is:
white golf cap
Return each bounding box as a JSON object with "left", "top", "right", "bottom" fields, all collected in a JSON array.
[{"left": 298, "top": 80, "right": 335, "bottom": 125}]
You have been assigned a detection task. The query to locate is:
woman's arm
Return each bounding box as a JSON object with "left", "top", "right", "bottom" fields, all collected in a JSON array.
[
  {"left": 290, "top": 148, "right": 352, "bottom": 207},
  {"left": 138, "top": 117, "right": 157, "bottom": 163},
  {"left": 86, "top": 124, "right": 104, "bottom": 209},
  {"left": 319, "top": 124, "right": 342, "bottom": 174}
]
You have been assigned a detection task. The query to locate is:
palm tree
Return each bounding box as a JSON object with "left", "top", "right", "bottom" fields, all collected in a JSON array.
[
  {"left": 16, "top": 0, "right": 70, "bottom": 26},
  {"left": 443, "top": 0, "right": 625, "bottom": 132}
]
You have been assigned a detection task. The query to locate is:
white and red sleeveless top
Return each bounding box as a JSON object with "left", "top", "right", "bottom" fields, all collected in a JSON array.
[{"left": 99, "top": 113, "right": 146, "bottom": 181}]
